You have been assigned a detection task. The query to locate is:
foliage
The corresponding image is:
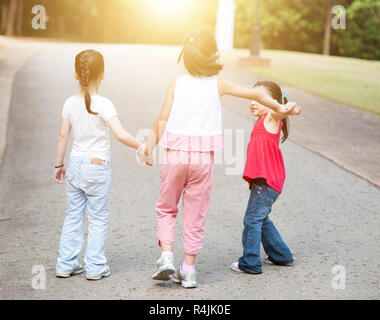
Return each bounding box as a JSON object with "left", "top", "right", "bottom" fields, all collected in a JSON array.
[
  {"left": 0, "top": 0, "right": 218, "bottom": 44},
  {"left": 338, "top": 0, "right": 380, "bottom": 59},
  {"left": 234, "top": 0, "right": 380, "bottom": 60},
  {"left": 1, "top": 0, "right": 379, "bottom": 60}
]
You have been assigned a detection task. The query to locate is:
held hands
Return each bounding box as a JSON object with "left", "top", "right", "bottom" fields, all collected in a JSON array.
[
  {"left": 137, "top": 144, "right": 154, "bottom": 166},
  {"left": 54, "top": 166, "right": 66, "bottom": 184}
]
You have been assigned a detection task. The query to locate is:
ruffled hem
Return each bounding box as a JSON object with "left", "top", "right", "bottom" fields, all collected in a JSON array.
[{"left": 160, "top": 131, "right": 224, "bottom": 152}]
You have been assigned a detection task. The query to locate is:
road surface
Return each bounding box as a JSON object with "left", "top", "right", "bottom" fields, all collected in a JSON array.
[{"left": 0, "top": 43, "right": 379, "bottom": 299}]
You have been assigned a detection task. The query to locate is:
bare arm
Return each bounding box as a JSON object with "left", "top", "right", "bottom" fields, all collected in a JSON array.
[
  {"left": 54, "top": 118, "right": 71, "bottom": 183},
  {"left": 250, "top": 101, "right": 300, "bottom": 120},
  {"left": 145, "top": 80, "right": 176, "bottom": 156},
  {"left": 270, "top": 108, "right": 295, "bottom": 121},
  {"left": 218, "top": 79, "right": 285, "bottom": 113},
  {"left": 107, "top": 116, "right": 142, "bottom": 150}
]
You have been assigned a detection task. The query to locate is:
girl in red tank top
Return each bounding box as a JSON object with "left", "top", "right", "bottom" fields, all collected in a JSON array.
[
  {"left": 231, "top": 81, "right": 300, "bottom": 274},
  {"left": 243, "top": 110, "right": 286, "bottom": 193}
]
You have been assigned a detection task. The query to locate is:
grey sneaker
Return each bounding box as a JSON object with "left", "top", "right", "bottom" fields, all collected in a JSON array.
[
  {"left": 152, "top": 254, "right": 175, "bottom": 281},
  {"left": 172, "top": 267, "right": 198, "bottom": 288},
  {"left": 56, "top": 264, "right": 84, "bottom": 278},
  {"left": 85, "top": 266, "right": 111, "bottom": 280},
  {"left": 264, "top": 257, "right": 294, "bottom": 266}
]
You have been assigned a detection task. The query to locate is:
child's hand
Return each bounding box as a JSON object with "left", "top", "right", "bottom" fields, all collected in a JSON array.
[
  {"left": 284, "top": 102, "right": 302, "bottom": 115},
  {"left": 54, "top": 167, "right": 66, "bottom": 184},
  {"left": 250, "top": 101, "right": 270, "bottom": 117},
  {"left": 138, "top": 144, "right": 153, "bottom": 166}
]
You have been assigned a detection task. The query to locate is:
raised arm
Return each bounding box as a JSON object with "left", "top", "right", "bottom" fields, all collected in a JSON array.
[
  {"left": 251, "top": 100, "right": 300, "bottom": 120},
  {"left": 144, "top": 80, "right": 176, "bottom": 156},
  {"left": 218, "top": 79, "right": 284, "bottom": 112},
  {"left": 54, "top": 118, "right": 71, "bottom": 183},
  {"left": 107, "top": 116, "right": 142, "bottom": 150}
]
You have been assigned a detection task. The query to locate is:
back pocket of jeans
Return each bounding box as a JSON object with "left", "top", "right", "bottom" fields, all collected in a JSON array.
[{"left": 84, "top": 174, "right": 107, "bottom": 196}]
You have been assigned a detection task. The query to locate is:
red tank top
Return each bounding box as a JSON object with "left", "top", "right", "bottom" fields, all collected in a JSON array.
[{"left": 243, "top": 112, "right": 286, "bottom": 194}]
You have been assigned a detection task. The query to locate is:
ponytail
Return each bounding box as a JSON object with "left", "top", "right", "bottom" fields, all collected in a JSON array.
[
  {"left": 178, "top": 31, "right": 223, "bottom": 77},
  {"left": 281, "top": 96, "right": 289, "bottom": 143}
]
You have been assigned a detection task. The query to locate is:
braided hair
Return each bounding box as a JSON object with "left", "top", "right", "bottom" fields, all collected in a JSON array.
[{"left": 75, "top": 49, "right": 104, "bottom": 115}]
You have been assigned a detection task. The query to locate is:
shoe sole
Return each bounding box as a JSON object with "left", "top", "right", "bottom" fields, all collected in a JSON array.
[
  {"left": 86, "top": 269, "right": 111, "bottom": 280},
  {"left": 231, "top": 268, "right": 261, "bottom": 275},
  {"left": 172, "top": 273, "right": 197, "bottom": 288},
  {"left": 152, "top": 265, "right": 175, "bottom": 281},
  {"left": 181, "top": 281, "right": 198, "bottom": 288},
  {"left": 231, "top": 264, "right": 262, "bottom": 274},
  {"left": 264, "top": 259, "right": 294, "bottom": 267},
  {"left": 56, "top": 268, "right": 84, "bottom": 278}
]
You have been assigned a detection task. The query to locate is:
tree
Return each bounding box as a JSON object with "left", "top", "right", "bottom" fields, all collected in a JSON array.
[
  {"left": 338, "top": 0, "right": 380, "bottom": 59},
  {"left": 234, "top": 0, "right": 330, "bottom": 52},
  {"left": 5, "top": 0, "right": 17, "bottom": 36}
]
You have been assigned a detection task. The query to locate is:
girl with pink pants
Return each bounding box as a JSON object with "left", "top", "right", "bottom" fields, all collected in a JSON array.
[{"left": 139, "top": 30, "right": 300, "bottom": 288}]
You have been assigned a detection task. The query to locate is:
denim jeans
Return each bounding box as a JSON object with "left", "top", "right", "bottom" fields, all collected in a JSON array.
[
  {"left": 56, "top": 156, "right": 111, "bottom": 276},
  {"left": 238, "top": 182, "right": 293, "bottom": 273}
]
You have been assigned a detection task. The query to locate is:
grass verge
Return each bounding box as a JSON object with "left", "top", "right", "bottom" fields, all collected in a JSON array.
[{"left": 223, "top": 49, "right": 380, "bottom": 115}]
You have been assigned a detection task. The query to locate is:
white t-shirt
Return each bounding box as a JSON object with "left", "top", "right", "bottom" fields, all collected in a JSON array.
[{"left": 62, "top": 95, "right": 117, "bottom": 162}]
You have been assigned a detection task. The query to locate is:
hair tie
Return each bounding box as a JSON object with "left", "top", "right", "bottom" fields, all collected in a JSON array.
[{"left": 282, "top": 92, "right": 288, "bottom": 104}]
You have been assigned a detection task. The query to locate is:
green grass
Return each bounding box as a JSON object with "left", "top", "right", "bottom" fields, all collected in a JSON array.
[{"left": 222, "top": 49, "right": 380, "bottom": 115}]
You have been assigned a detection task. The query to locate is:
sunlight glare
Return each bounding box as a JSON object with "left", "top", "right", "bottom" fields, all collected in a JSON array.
[{"left": 149, "top": 0, "right": 190, "bottom": 13}]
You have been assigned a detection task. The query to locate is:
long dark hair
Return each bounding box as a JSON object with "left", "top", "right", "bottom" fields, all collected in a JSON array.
[
  {"left": 177, "top": 30, "right": 223, "bottom": 77},
  {"left": 254, "top": 81, "right": 289, "bottom": 143},
  {"left": 75, "top": 49, "right": 104, "bottom": 115}
]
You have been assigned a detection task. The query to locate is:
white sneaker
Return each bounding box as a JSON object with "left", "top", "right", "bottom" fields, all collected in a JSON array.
[
  {"left": 172, "top": 267, "right": 198, "bottom": 288},
  {"left": 152, "top": 253, "right": 175, "bottom": 281},
  {"left": 56, "top": 264, "right": 84, "bottom": 278},
  {"left": 85, "top": 266, "right": 111, "bottom": 280}
]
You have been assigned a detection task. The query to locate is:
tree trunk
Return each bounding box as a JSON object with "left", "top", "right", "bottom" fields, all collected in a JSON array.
[
  {"left": 5, "top": 0, "right": 17, "bottom": 36},
  {"left": 323, "top": 3, "right": 333, "bottom": 55},
  {"left": 1, "top": 4, "right": 8, "bottom": 34},
  {"left": 16, "top": 0, "right": 23, "bottom": 36}
]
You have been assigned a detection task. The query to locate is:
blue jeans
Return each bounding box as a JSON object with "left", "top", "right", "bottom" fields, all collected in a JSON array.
[
  {"left": 238, "top": 182, "right": 293, "bottom": 273},
  {"left": 56, "top": 156, "right": 111, "bottom": 276}
]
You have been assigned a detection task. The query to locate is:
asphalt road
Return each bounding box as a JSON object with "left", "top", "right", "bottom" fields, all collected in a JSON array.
[{"left": 0, "top": 43, "right": 379, "bottom": 299}]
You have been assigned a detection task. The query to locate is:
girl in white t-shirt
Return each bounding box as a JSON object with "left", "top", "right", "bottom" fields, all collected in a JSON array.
[{"left": 54, "top": 49, "right": 145, "bottom": 280}]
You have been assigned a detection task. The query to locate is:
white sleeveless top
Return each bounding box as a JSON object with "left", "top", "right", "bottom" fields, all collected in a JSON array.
[{"left": 160, "top": 74, "right": 223, "bottom": 151}]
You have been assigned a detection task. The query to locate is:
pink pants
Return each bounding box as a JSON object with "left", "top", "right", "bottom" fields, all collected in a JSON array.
[{"left": 156, "top": 149, "right": 215, "bottom": 255}]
